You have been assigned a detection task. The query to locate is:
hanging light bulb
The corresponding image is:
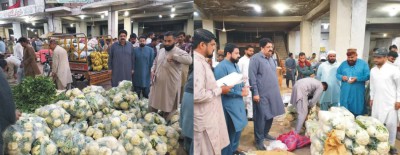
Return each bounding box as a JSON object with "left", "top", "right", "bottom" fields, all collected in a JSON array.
[
  {"left": 124, "top": 11, "right": 129, "bottom": 16},
  {"left": 170, "top": 14, "right": 176, "bottom": 18},
  {"left": 159, "top": 14, "right": 162, "bottom": 18},
  {"left": 70, "top": 24, "right": 73, "bottom": 27},
  {"left": 101, "top": 14, "right": 104, "bottom": 19},
  {"left": 105, "top": 11, "right": 108, "bottom": 16}
]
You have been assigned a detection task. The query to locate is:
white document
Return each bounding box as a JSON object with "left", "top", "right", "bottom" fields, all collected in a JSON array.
[{"left": 216, "top": 72, "right": 244, "bottom": 87}]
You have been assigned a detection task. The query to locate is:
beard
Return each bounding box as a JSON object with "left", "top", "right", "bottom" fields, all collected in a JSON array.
[
  {"left": 328, "top": 59, "right": 336, "bottom": 64},
  {"left": 347, "top": 60, "right": 356, "bottom": 66},
  {"left": 246, "top": 53, "right": 253, "bottom": 57},
  {"left": 164, "top": 45, "right": 174, "bottom": 51},
  {"left": 230, "top": 57, "right": 239, "bottom": 64},
  {"left": 140, "top": 43, "right": 145, "bottom": 47}
]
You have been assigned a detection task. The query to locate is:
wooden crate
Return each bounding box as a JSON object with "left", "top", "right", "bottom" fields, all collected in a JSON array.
[
  {"left": 88, "top": 70, "right": 111, "bottom": 85},
  {"left": 69, "top": 61, "right": 89, "bottom": 71}
]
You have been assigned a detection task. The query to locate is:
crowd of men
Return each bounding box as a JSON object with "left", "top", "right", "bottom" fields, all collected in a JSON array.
[{"left": 193, "top": 28, "right": 400, "bottom": 155}]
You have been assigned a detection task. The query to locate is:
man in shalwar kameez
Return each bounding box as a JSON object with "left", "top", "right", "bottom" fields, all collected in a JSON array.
[
  {"left": 193, "top": 29, "right": 231, "bottom": 155},
  {"left": 336, "top": 48, "right": 370, "bottom": 116},
  {"left": 148, "top": 31, "right": 192, "bottom": 120},
  {"left": 108, "top": 30, "right": 135, "bottom": 87},
  {"left": 249, "top": 38, "right": 285, "bottom": 150},
  {"left": 316, "top": 50, "right": 341, "bottom": 110},
  {"left": 238, "top": 45, "right": 254, "bottom": 120},
  {"left": 214, "top": 43, "right": 248, "bottom": 155},
  {"left": 132, "top": 35, "right": 155, "bottom": 99},
  {"left": 369, "top": 48, "right": 400, "bottom": 154},
  {"left": 290, "top": 78, "right": 327, "bottom": 133}
]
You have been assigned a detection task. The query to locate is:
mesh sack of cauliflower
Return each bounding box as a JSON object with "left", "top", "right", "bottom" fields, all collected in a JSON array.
[
  {"left": 31, "top": 136, "right": 58, "bottom": 155},
  {"left": 85, "top": 123, "right": 105, "bottom": 140},
  {"left": 355, "top": 116, "right": 390, "bottom": 154},
  {"left": 144, "top": 112, "right": 166, "bottom": 125},
  {"left": 124, "top": 106, "right": 140, "bottom": 121},
  {"left": 102, "top": 110, "right": 134, "bottom": 138},
  {"left": 82, "top": 85, "right": 106, "bottom": 95},
  {"left": 118, "top": 129, "right": 152, "bottom": 155},
  {"left": 58, "top": 97, "right": 93, "bottom": 121},
  {"left": 134, "top": 99, "right": 150, "bottom": 117},
  {"left": 148, "top": 135, "right": 168, "bottom": 155},
  {"left": 35, "top": 104, "right": 71, "bottom": 129},
  {"left": 50, "top": 124, "right": 92, "bottom": 154},
  {"left": 3, "top": 114, "right": 52, "bottom": 155},
  {"left": 117, "top": 80, "right": 133, "bottom": 91},
  {"left": 168, "top": 113, "right": 181, "bottom": 134},
  {"left": 70, "top": 120, "right": 89, "bottom": 133},
  {"left": 329, "top": 107, "right": 355, "bottom": 121},
  {"left": 94, "top": 136, "right": 128, "bottom": 155},
  {"left": 85, "top": 92, "right": 111, "bottom": 113},
  {"left": 164, "top": 126, "right": 180, "bottom": 154},
  {"left": 112, "top": 91, "right": 139, "bottom": 110},
  {"left": 65, "top": 88, "right": 84, "bottom": 100},
  {"left": 106, "top": 87, "right": 119, "bottom": 99}
]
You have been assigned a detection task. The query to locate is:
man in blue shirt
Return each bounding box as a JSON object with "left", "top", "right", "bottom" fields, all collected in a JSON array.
[
  {"left": 214, "top": 43, "right": 248, "bottom": 155},
  {"left": 336, "top": 48, "right": 370, "bottom": 116},
  {"left": 133, "top": 35, "right": 155, "bottom": 99}
]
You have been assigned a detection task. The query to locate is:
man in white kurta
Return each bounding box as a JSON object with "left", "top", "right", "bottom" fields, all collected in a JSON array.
[
  {"left": 238, "top": 46, "right": 254, "bottom": 119},
  {"left": 193, "top": 29, "right": 231, "bottom": 155},
  {"left": 370, "top": 48, "right": 400, "bottom": 154},
  {"left": 49, "top": 40, "right": 73, "bottom": 90},
  {"left": 316, "top": 50, "right": 341, "bottom": 110}
]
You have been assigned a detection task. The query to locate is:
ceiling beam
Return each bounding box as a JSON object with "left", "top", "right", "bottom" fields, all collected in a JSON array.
[
  {"left": 140, "top": 16, "right": 189, "bottom": 23},
  {"left": 221, "top": 27, "right": 292, "bottom": 32},
  {"left": 367, "top": 18, "right": 400, "bottom": 24},
  {"left": 368, "top": 0, "right": 400, "bottom": 3},
  {"left": 303, "top": 0, "right": 330, "bottom": 21},
  {"left": 367, "top": 28, "right": 400, "bottom": 33},
  {"left": 130, "top": 8, "right": 193, "bottom": 19},
  {"left": 212, "top": 16, "right": 302, "bottom": 23}
]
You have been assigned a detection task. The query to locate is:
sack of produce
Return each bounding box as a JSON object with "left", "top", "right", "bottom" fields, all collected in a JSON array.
[
  {"left": 94, "top": 136, "right": 127, "bottom": 155},
  {"left": 118, "top": 129, "right": 152, "bottom": 155},
  {"left": 112, "top": 91, "right": 138, "bottom": 110},
  {"left": 31, "top": 136, "right": 58, "bottom": 155},
  {"left": 85, "top": 92, "right": 111, "bottom": 113},
  {"left": 65, "top": 88, "right": 84, "bottom": 100},
  {"left": 50, "top": 125, "right": 90, "bottom": 154},
  {"left": 148, "top": 135, "right": 168, "bottom": 155},
  {"left": 58, "top": 97, "right": 93, "bottom": 121},
  {"left": 82, "top": 85, "right": 106, "bottom": 95},
  {"left": 35, "top": 104, "right": 71, "bottom": 129}
]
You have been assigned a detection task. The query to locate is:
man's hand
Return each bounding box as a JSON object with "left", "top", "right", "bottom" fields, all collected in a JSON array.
[
  {"left": 370, "top": 100, "right": 373, "bottom": 107},
  {"left": 221, "top": 86, "right": 233, "bottom": 94},
  {"left": 253, "top": 95, "right": 260, "bottom": 103},
  {"left": 167, "top": 54, "right": 176, "bottom": 63},
  {"left": 395, "top": 102, "right": 400, "bottom": 110},
  {"left": 15, "top": 110, "right": 21, "bottom": 120},
  {"left": 342, "top": 76, "right": 348, "bottom": 81}
]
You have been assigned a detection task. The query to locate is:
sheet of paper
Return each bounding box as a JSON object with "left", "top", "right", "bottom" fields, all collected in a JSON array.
[{"left": 216, "top": 72, "right": 244, "bottom": 87}]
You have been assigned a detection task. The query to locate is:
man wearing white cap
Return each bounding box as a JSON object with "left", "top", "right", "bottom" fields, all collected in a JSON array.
[{"left": 316, "top": 50, "right": 341, "bottom": 110}]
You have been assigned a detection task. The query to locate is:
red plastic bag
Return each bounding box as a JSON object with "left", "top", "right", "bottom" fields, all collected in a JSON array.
[
  {"left": 296, "top": 135, "right": 311, "bottom": 148},
  {"left": 277, "top": 131, "right": 299, "bottom": 151}
]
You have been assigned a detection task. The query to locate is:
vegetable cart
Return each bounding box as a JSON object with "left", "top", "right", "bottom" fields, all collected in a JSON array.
[{"left": 48, "top": 33, "right": 112, "bottom": 87}]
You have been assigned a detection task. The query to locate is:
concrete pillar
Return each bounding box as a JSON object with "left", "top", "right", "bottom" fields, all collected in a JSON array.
[
  {"left": 43, "top": 23, "right": 49, "bottom": 35},
  {"left": 75, "top": 22, "right": 81, "bottom": 33},
  {"left": 311, "top": 20, "right": 321, "bottom": 57},
  {"left": 183, "top": 22, "right": 187, "bottom": 34},
  {"left": 132, "top": 22, "right": 139, "bottom": 36},
  {"left": 91, "top": 25, "right": 100, "bottom": 37},
  {"left": 37, "top": 29, "right": 43, "bottom": 37},
  {"left": 186, "top": 19, "right": 194, "bottom": 36},
  {"left": 329, "top": 0, "right": 367, "bottom": 62},
  {"left": 62, "top": 26, "right": 66, "bottom": 34},
  {"left": 12, "top": 22, "right": 21, "bottom": 39},
  {"left": 288, "top": 31, "right": 296, "bottom": 54},
  {"left": 48, "top": 17, "right": 62, "bottom": 33},
  {"left": 124, "top": 17, "right": 131, "bottom": 36},
  {"left": 363, "top": 31, "right": 371, "bottom": 61},
  {"left": 79, "top": 21, "right": 87, "bottom": 35},
  {"left": 5, "top": 28, "right": 9, "bottom": 39},
  {"left": 202, "top": 19, "right": 215, "bottom": 34},
  {"left": 108, "top": 10, "right": 118, "bottom": 38},
  {"left": 218, "top": 31, "right": 227, "bottom": 49},
  {"left": 300, "top": 20, "right": 312, "bottom": 56}
]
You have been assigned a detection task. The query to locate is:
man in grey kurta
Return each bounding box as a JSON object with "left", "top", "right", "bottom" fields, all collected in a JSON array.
[
  {"left": 149, "top": 31, "right": 192, "bottom": 120},
  {"left": 249, "top": 38, "right": 285, "bottom": 150},
  {"left": 108, "top": 30, "right": 135, "bottom": 87},
  {"left": 285, "top": 53, "right": 296, "bottom": 88},
  {"left": 290, "top": 78, "right": 327, "bottom": 134}
]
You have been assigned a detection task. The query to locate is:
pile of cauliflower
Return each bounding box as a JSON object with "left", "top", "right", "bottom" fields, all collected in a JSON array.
[
  {"left": 3, "top": 80, "right": 181, "bottom": 155},
  {"left": 307, "top": 107, "right": 390, "bottom": 155}
]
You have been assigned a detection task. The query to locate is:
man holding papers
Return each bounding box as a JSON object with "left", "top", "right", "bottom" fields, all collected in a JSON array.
[
  {"left": 249, "top": 38, "right": 285, "bottom": 150},
  {"left": 214, "top": 43, "right": 248, "bottom": 155},
  {"left": 193, "top": 29, "right": 231, "bottom": 155}
]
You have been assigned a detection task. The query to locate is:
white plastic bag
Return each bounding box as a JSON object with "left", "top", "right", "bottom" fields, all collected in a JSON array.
[{"left": 266, "top": 140, "right": 288, "bottom": 151}]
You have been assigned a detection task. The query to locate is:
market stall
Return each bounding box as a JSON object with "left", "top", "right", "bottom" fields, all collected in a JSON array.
[{"left": 48, "top": 33, "right": 112, "bottom": 87}]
